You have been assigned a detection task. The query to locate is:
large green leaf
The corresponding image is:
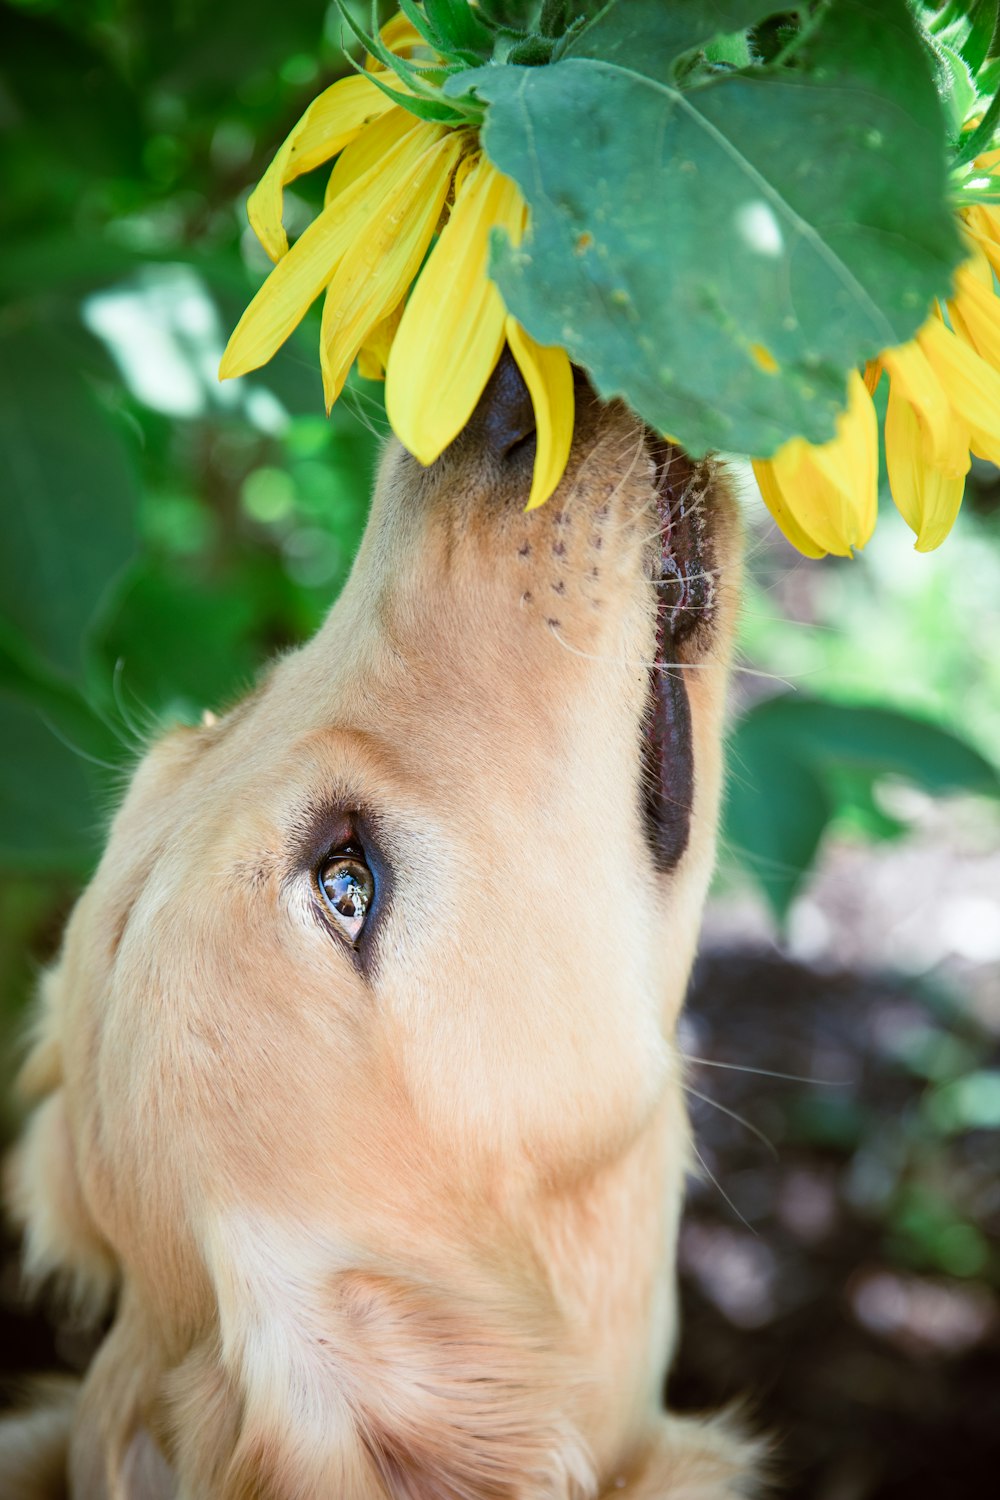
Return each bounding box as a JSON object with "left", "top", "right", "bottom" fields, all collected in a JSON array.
[
  {"left": 460, "top": 0, "right": 962, "bottom": 456},
  {"left": 0, "top": 623, "right": 127, "bottom": 873},
  {"left": 725, "top": 732, "right": 834, "bottom": 917},
  {"left": 745, "top": 694, "right": 1000, "bottom": 797},
  {"left": 724, "top": 693, "right": 1000, "bottom": 915},
  {"left": 0, "top": 623, "right": 126, "bottom": 771},
  {"left": 93, "top": 555, "right": 277, "bottom": 718},
  {"left": 560, "top": 0, "right": 778, "bottom": 70},
  {"left": 0, "top": 688, "right": 103, "bottom": 875},
  {"left": 0, "top": 327, "right": 139, "bottom": 678}
]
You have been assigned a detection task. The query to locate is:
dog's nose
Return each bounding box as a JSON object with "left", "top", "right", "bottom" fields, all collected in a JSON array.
[{"left": 464, "top": 346, "right": 536, "bottom": 458}]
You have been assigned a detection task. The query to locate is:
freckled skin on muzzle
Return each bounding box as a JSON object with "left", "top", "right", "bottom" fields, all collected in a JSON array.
[{"left": 2, "top": 354, "right": 752, "bottom": 1499}]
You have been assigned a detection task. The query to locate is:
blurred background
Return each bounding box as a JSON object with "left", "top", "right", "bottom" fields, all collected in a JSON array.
[{"left": 1, "top": 2, "right": 999, "bottom": 1495}]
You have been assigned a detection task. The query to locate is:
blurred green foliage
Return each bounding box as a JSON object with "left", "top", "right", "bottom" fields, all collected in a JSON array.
[
  {"left": 0, "top": 0, "right": 395, "bottom": 1089},
  {"left": 0, "top": 0, "right": 998, "bottom": 1080}
]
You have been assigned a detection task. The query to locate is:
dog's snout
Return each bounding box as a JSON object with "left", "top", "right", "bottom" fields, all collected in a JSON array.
[{"left": 466, "top": 346, "right": 535, "bottom": 458}]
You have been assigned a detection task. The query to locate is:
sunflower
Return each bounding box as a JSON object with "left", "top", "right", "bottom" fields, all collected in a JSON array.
[
  {"left": 754, "top": 186, "right": 1000, "bottom": 557},
  {"left": 222, "top": 10, "right": 1000, "bottom": 555},
  {"left": 219, "top": 15, "right": 572, "bottom": 511}
]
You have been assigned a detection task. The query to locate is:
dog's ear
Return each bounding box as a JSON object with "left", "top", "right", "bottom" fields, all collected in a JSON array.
[{"left": 5, "top": 963, "right": 118, "bottom": 1318}]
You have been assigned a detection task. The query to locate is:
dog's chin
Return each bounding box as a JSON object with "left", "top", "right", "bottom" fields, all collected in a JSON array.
[{"left": 640, "top": 433, "right": 722, "bottom": 874}]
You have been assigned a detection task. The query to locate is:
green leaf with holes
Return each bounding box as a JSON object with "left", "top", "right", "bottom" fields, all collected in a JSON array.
[{"left": 454, "top": 0, "right": 962, "bottom": 456}]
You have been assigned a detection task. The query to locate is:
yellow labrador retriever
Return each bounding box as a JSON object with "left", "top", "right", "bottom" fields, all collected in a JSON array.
[{"left": 1, "top": 360, "right": 758, "bottom": 1498}]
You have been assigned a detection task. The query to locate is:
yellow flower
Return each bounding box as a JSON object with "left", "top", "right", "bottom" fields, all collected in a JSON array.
[
  {"left": 752, "top": 369, "right": 879, "bottom": 558},
  {"left": 223, "top": 15, "right": 999, "bottom": 549},
  {"left": 220, "top": 18, "right": 574, "bottom": 511},
  {"left": 383, "top": 153, "right": 573, "bottom": 508},
  {"left": 753, "top": 189, "right": 1000, "bottom": 557}
]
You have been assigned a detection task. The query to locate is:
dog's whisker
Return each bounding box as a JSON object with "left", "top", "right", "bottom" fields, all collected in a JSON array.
[
  {"left": 649, "top": 566, "right": 724, "bottom": 589},
  {"left": 682, "top": 1054, "right": 847, "bottom": 1086},
  {"left": 682, "top": 1085, "right": 779, "bottom": 1160},
  {"left": 81, "top": 685, "right": 141, "bottom": 759},
  {"left": 111, "top": 658, "right": 154, "bottom": 753},
  {"left": 689, "top": 1141, "right": 758, "bottom": 1235},
  {"left": 343, "top": 387, "right": 393, "bottom": 440},
  {"left": 737, "top": 609, "right": 836, "bottom": 632},
  {"left": 37, "top": 714, "right": 123, "bottom": 774},
  {"left": 727, "top": 663, "right": 800, "bottom": 685},
  {"left": 575, "top": 432, "right": 653, "bottom": 531},
  {"left": 546, "top": 625, "right": 750, "bottom": 678}
]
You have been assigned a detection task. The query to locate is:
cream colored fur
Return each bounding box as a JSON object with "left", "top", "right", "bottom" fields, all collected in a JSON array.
[{"left": 1, "top": 392, "right": 759, "bottom": 1497}]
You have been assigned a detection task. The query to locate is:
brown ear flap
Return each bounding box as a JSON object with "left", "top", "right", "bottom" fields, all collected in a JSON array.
[{"left": 4, "top": 966, "right": 117, "bottom": 1319}]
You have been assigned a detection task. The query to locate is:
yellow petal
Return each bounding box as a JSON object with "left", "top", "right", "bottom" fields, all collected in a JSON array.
[
  {"left": 948, "top": 261, "right": 1000, "bottom": 374},
  {"left": 918, "top": 314, "right": 1000, "bottom": 465},
  {"left": 751, "top": 449, "right": 829, "bottom": 559},
  {"left": 753, "top": 372, "right": 878, "bottom": 558},
  {"left": 248, "top": 74, "right": 395, "bottom": 262},
  {"left": 385, "top": 158, "right": 526, "bottom": 465},
  {"left": 505, "top": 317, "right": 575, "bottom": 510},
  {"left": 319, "top": 128, "right": 466, "bottom": 409},
  {"left": 221, "top": 122, "right": 446, "bottom": 381},
  {"left": 357, "top": 301, "right": 404, "bottom": 382},
  {"left": 884, "top": 377, "right": 966, "bottom": 551},
  {"left": 880, "top": 337, "right": 968, "bottom": 473},
  {"left": 957, "top": 238, "right": 994, "bottom": 287},
  {"left": 324, "top": 107, "right": 421, "bottom": 207},
  {"left": 963, "top": 207, "right": 1000, "bottom": 282},
  {"left": 791, "top": 371, "right": 878, "bottom": 555},
  {"left": 964, "top": 202, "right": 1000, "bottom": 245}
]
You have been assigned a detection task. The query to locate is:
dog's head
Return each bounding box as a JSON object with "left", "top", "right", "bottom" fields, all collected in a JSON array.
[{"left": 8, "top": 362, "right": 740, "bottom": 1497}]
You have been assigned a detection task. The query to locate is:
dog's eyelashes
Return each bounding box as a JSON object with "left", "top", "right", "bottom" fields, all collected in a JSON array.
[{"left": 317, "top": 852, "right": 374, "bottom": 944}]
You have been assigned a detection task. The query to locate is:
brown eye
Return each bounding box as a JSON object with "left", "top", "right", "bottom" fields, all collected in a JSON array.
[{"left": 317, "top": 854, "right": 374, "bottom": 943}]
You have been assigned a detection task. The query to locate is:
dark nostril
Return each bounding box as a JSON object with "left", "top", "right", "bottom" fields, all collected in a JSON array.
[{"left": 466, "top": 346, "right": 535, "bottom": 459}]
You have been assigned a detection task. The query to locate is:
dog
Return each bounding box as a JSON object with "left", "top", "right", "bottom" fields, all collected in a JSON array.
[{"left": 0, "top": 356, "right": 758, "bottom": 1498}]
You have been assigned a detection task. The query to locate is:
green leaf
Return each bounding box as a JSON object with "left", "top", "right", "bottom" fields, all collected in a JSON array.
[
  {"left": 927, "top": 0, "right": 999, "bottom": 74},
  {"left": 937, "top": 42, "right": 979, "bottom": 133},
  {"left": 478, "top": 0, "right": 542, "bottom": 29},
  {"left": 423, "top": 0, "right": 495, "bottom": 58},
  {"left": 92, "top": 556, "right": 272, "bottom": 718},
  {"left": 0, "top": 689, "right": 105, "bottom": 875},
  {"left": 745, "top": 695, "right": 1000, "bottom": 797},
  {"left": 559, "top": 0, "right": 785, "bottom": 72},
  {"left": 724, "top": 693, "right": 1000, "bottom": 915},
  {"left": 0, "top": 626, "right": 124, "bottom": 875},
  {"left": 0, "top": 623, "right": 126, "bottom": 773},
  {"left": 954, "top": 81, "right": 1000, "bottom": 162},
  {"left": 464, "top": 0, "right": 962, "bottom": 456},
  {"left": 0, "top": 326, "right": 139, "bottom": 679},
  {"left": 540, "top": 0, "right": 603, "bottom": 37},
  {"left": 724, "top": 728, "right": 833, "bottom": 916},
  {"left": 333, "top": 3, "right": 477, "bottom": 120}
]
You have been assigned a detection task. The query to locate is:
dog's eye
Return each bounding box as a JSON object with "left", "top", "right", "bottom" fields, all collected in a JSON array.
[{"left": 317, "top": 853, "right": 374, "bottom": 943}]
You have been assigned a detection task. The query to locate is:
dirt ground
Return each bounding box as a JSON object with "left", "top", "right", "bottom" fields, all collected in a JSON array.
[{"left": 673, "top": 938, "right": 1000, "bottom": 1499}]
